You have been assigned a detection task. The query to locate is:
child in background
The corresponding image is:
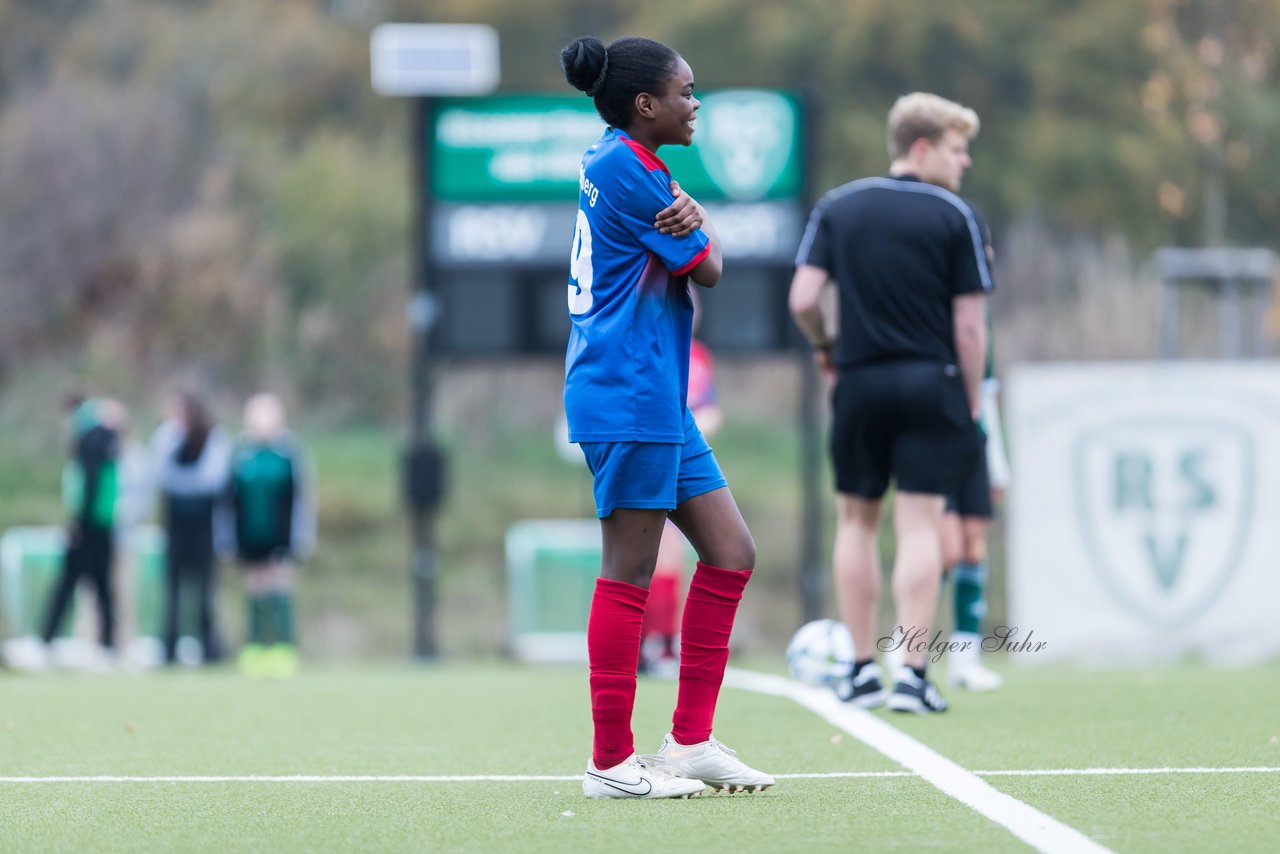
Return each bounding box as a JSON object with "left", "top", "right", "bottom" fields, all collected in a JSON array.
[
  {"left": 151, "top": 392, "right": 233, "bottom": 665},
  {"left": 40, "top": 395, "right": 121, "bottom": 667},
  {"left": 228, "top": 393, "right": 315, "bottom": 677}
]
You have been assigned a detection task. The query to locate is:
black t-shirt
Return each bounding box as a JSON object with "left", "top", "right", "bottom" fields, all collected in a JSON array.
[{"left": 795, "top": 174, "right": 994, "bottom": 368}]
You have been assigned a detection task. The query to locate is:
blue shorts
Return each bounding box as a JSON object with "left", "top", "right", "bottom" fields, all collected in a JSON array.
[{"left": 579, "top": 409, "right": 727, "bottom": 519}]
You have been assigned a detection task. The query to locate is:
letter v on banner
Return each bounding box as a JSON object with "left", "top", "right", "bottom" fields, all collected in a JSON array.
[{"left": 1073, "top": 417, "right": 1253, "bottom": 629}]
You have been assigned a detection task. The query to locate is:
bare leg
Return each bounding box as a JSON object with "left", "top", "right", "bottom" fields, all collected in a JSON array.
[
  {"left": 890, "top": 491, "right": 946, "bottom": 670},
  {"left": 667, "top": 487, "right": 755, "bottom": 571},
  {"left": 600, "top": 508, "right": 670, "bottom": 587},
  {"left": 832, "top": 494, "right": 882, "bottom": 659},
  {"left": 960, "top": 517, "right": 990, "bottom": 564},
  {"left": 940, "top": 510, "right": 964, "bottom": 572}
]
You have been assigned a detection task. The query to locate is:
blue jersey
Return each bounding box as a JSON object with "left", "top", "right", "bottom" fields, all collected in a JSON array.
[{"left": 564, "top": 128, "right": 711, "bottom": 443}]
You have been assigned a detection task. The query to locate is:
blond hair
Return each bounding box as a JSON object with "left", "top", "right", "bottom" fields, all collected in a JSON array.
[
  {"left": 887, "top": 92, "right": 980, "bottom": 159},
  {"left": 244, "top": 392, "right": 286, "bottom": 441}
]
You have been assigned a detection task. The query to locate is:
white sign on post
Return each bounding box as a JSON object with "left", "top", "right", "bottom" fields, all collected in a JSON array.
[
  {"left": 1007, "top": 362, "right": 1280, "bottom": 666},
  {"left": 370, "top": 24, "right": 499, "bottom": 96}
]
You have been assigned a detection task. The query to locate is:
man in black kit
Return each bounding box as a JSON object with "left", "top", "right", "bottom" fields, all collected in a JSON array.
[{"left": 789, "top": 92, "right": 992, "bottom": 714}]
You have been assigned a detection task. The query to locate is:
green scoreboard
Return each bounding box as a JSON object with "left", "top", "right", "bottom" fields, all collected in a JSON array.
[{"left": 425, "top": 89, "right": 809, "bottom": 355}]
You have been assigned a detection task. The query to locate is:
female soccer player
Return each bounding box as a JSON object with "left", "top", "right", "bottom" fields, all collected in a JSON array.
[
  {"left": 150, "top": 392, "right": 233, "bottom": 665},
  {"left": 561, "top": 35, "right": 774, "bottom": 799}
]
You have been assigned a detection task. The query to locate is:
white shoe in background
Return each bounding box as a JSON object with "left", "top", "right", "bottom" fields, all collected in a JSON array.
[
  {"left": 2, "top": 635, "right": 50, "bottom": 672},
  {"left": 946, "top": 632, "right": 1004, "bottom": 691}
]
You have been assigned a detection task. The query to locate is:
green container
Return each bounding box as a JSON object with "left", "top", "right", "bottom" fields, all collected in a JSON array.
[
  {"left": 0, "top": 527, "right": 69, "bottom": 638},
  {"left": 0, "top": 525, "right": 175, "bottom": 641},
  {"left": 504, "top": 519, "right": 696, "bottom": 662},
  {"left": 130, "top": 525, "right": 169, "bottom": 639},
  {"left": 505, "top": 520, "right": 601, "bottom": 662}
]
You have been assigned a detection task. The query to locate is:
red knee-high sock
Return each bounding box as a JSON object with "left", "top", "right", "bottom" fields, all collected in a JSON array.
[
  {"left": 588, "top": 577, "right": 649, "bottom": 769},
  {"left": 671, "top": 562, "right": 751, "bottom": 745}
]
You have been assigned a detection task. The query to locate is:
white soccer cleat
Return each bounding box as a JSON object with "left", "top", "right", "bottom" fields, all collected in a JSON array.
[
  {"left": 583, "top": 753, "right": 706, "bottom": 799},
  {"left": 948, "top": 660, "right": 1004, "bottom": 692},
  {"left": 649, "top": 733, "right": 775, "bottom": 793},
  {"left": 2, "top": 636, "right": 50, "bottom": 672}
]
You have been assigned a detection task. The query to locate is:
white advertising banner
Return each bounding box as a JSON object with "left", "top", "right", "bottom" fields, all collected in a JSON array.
[{"left": 1007, "top": 362, "right": 1280, "bottom": 665}]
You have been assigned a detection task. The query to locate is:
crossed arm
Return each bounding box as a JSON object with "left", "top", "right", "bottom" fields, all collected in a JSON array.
[{"left": 655, "top": 181, "right": 722, "bottom": 287}]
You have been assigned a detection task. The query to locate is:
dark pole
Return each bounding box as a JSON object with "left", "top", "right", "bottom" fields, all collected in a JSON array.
[
  {"left": 799, "top": 335, "right": 825, "bottom": 623},
  {"left": 1201, "top": 0, "right": 1228, "bottom": 251},
  {"left": 797, "top": 89, "right": 826, "bottom": 623},
  {"left": 406, "top": 96, "right": 445, "bottom": 660}
]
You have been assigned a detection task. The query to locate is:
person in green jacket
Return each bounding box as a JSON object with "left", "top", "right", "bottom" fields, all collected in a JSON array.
[
  {"left": 227, "top": 393, "right": 315, "bottom": 677},
  {"left": 41, "top": 395, "right": 122, "bottom": 658}
]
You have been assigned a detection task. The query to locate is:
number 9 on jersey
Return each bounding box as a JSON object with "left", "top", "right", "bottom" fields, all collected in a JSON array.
[{"left": 568, "top": 210, "right": 594, "bottom": 315}]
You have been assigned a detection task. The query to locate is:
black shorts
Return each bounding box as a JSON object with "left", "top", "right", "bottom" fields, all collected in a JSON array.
[
  {"left": 945, "top": 442, "right": 993, "bottom": 518},
  {"left": 830, "top": 360, "right": 982, "bottom": 500}
]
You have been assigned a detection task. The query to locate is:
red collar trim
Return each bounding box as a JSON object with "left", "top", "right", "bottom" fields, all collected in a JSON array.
[{"left": 618, "top": 133, "right": 669, "bottom": 173}]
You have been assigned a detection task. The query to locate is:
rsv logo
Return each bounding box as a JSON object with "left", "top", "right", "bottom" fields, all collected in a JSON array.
[
  {"left": 696, "top": 90, "right": 795, "bottom": 201},
  {"left": 1073, "top": 418, "right": 1253, "bottom": 628}
]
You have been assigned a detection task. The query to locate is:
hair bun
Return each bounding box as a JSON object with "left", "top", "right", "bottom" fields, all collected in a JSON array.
[{"left": 561, "top": 37, "right": 608, "bottom": 95}]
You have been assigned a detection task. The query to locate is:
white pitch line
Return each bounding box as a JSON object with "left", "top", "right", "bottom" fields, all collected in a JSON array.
[
  {"left": 781, "top": 768, "right": 1280, "bottom": 778},
  {"left": 777, "top": 770, "right": 916, "bottom": 779},
  {"left": 725, "top": 668, "right": 1114, "bottom": 854},
  {"left": 976, "top": 767, "right": 1280, "bottom": 777},
  {"left": 1, "top": 768, "right": 1276, "bottom": 784},
  {"left": 0, "top": 775, "right": 583, "bottom": 783},
  {"left": 0, "top": 772, "right": 917, "bottom": 784}
]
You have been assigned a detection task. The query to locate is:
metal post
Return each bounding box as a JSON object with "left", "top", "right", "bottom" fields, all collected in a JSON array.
[
  {"left": 370, "top": 23, "right": 497, "bottom": 661},
  {"left": 798, "top": 348, "right": 825, "bottom": 622},
  {"left": 1156, "top": 248, "right": 1278, "bottom": 361},
  {"left": 1160, "top": 278, "right": 1180, "bottom": 359},
  {"left": 1220, "top": 277, "right": 1241, "bottom": 359},
  {"left": 797, "top": 89, "right": 826, "bottom": 622},
  {"left": 1249, "top": 278, "right": 1268, "bottom": 357},
  {"left": 1202, "top": 0, "right": 1229, "bottom": 251},
  {"left": 407, "top": 97, "right": 443, "bottom": 660}
]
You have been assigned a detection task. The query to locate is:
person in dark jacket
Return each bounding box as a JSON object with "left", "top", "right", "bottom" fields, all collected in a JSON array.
[
  {"left": 150, "top": 392, "right": 232, "bottom": 665},
  {"left": 41, "top": 395, "right": 122, "bottom": 662}
]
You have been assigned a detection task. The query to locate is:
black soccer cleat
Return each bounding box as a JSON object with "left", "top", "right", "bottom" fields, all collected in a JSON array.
[
  {"left": 887, "top": 666, "right": 949, "bottom": 714},
  {"left": 834, "top": 661, "right": 888, "bottom": 709}
]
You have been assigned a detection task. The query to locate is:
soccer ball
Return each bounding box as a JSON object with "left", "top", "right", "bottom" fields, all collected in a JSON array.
[{"left": 786, "top": 618, "right": 856, "bottom": 686}]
